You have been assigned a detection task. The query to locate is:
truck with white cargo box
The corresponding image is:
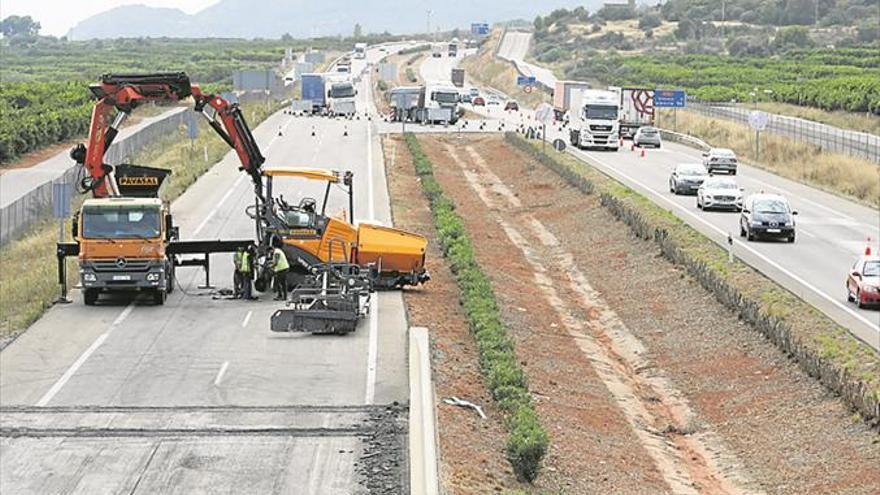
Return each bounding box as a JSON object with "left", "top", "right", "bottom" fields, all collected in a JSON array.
[
  {"left": 354, "top": 43, "right": 367, "bottom": 59},
  {"left": 569, "top": 89, "right": 620, "bottom": 151},
  {"left": 416, "top": 83, "right": 460, "bottom": 125},
  {"left": 553, "top": 80, "right": 591, "bottom": 122},
  {"left": 389, "top": 86, "right": 422, "bottom": 121},
  {"left": 615, "top": 87, "right": 655, "bottom": 139},
  {"left": 328, "top": 80, "right": 357, "bottom": 117}
]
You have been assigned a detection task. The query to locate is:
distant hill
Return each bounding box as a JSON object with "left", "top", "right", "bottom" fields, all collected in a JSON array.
[{"left": 67, "top": 0, "right": 607, "bottom": 39}]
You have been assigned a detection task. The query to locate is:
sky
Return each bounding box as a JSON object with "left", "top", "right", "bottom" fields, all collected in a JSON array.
[{"left": 1, "top": 0, "right": 219, "bottom": 36}]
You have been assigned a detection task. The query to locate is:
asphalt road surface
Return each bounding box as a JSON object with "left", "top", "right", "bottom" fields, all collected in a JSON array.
[
  {"left": 1, "top": 45, "right": 410, "bottom": 494},
  {"left": 496, "top": 31, "right": 557, "bottom": 90},
  {"left": 421, "top": 48, "right": 880, "bottom": 350}
]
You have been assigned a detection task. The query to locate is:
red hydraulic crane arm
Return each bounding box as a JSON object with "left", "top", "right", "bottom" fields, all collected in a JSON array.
[{"left": 70, "top": 72, "right": 265, "bottom": 199}]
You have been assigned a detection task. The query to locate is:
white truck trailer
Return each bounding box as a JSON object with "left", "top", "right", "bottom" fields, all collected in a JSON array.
[
  {"left": 614, "top": 86, "right": 655, "bottom": 139},
  {"left": 553, "top": 80, "right": 591, "bottom": 122}
]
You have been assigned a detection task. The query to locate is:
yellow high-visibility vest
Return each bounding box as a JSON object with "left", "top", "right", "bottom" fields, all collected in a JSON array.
[
  {"left": 240, "top": 251, "right": 251, "bottom": 273},
  {"left": 273, "top": 248, "right": 289, "bottom": 272}
]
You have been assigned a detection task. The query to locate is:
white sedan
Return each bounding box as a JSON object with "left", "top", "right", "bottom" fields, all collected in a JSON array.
[{"left": 697, "top": 176, "right": 744, "bottom": 211}]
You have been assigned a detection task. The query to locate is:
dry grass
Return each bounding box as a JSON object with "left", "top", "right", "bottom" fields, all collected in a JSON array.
[
  {"left": 461, "top": 30, "right": 551, "bottom": 110},
  {"left": 0, "top": 100, "right": 284, "bottom": 341},
  {"left": 753, "top": 101, "right": 880, "bottom": 135},
  {"left": 659, "top": 109, "right": 880, "bottom": 207}
]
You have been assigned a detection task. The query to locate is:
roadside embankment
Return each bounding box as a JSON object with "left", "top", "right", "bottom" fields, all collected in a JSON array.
[
  {"left": 506, "top": 132, "right": 880, "bottom": 426},
  {"left": 461, "top": 30, "right": 550, "bottom": 109}
]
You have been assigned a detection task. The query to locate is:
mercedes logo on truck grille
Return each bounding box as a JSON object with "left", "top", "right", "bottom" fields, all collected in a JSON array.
[{"left": 115, "top": 257, "right": 127, "bottom": 268}]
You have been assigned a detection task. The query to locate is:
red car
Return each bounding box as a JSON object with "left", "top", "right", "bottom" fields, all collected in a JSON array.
[
  {"left": 505, "top": 100, "right": 519, "bottom": 111},
  {"left": 472, "top": 96, "right": 485, "bottom": 106},
  {"left": 846, "top": 255, "right": 880, "bottom": 308}
]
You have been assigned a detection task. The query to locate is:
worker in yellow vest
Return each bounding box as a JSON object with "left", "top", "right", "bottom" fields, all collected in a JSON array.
[
  {"left": 272, "top": 243, "right": 290, "bottom": 301},
  {"left": 232, "top": 247, "right": 244, "bottom": 298},
  {"left": 240, "top": 245, "right": 255, "bottom": 300}
]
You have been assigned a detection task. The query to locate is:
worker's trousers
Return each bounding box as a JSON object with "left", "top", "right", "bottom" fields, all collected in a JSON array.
[{"left": 274, "top": 269, "right": 289, "bottom": 300}]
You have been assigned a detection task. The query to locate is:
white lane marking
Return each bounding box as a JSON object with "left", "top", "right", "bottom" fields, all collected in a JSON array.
[
  {"left": 572, "top": 148, "right": 880, "bottom": 335},
  {"left": 366, "top": 81, "right": 376, "bottom": 222},
  {"left": 192, "top": 174, "right": 246, "bottom": 236},
  {"left": 214, "top": 361, "right": 230, "bottom": 386},
  {"left": 241, "top": 310, "right": 253, "bottom": 328},
  {"left": 365, "top": 296, "right": 379, "bottom": 404},
  {"left": 36, "top": 303, "right": 135, "bottom": 406}
]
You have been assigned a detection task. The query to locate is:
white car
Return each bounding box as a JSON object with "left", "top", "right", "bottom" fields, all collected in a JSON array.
[
  {"left": 633, "top": 126, "right": 662, "bottom": 148},
  {"left": 697, "top": 176, "right": 744, "bottom": 211}
]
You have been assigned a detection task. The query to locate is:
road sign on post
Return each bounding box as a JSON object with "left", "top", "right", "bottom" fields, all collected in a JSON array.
[
  {"left": 187, "top": 111, "right": 199, "bottom": 142},
  {"left": 52, "top": 182, "right": 71, "bottom": 220},
  {"left": 749, "top": 110, "right": 769, "bottom": 162},
  {"left": 654, "top": 89, "right": 687, "bottom": 108},
  {"left": 516, "top": 75, "right": 537, "bottom": 87},
  {"left": 471, "top": 23, "right": 489, "bottom": 36}
]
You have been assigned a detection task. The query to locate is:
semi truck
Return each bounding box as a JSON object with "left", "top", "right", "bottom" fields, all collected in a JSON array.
[
  {"left": 328, "top": 80, "right": 358, "bottom": 117},
  {"left": 553, "top": 80, "right": 591, "bottom": 122},
  {"left": 568, "top": 89, "right": 620, "bottom": 151},
  {"left": 431, "top": 44, "right": 443, "bottom": 58},
  {"left": 389, "top": 86, "right": 422, "bottom": 121},
  {"left": 417, "top": 83, "right": 460, "bottom": 124},
  {"left": 448, "top": 40, "right": 458, "bottom": 57},
  {"left": 451, "top": 68, "right": 465, "bottom": 88},
  {"left": 615, "top": 87, "right": 655, "bottom": 139},
  {"left": 301, "top": 73, "right": 327, "bottom": 113},
  {"left": 354, "top": 42, "right": 367, "bottom": 59}
]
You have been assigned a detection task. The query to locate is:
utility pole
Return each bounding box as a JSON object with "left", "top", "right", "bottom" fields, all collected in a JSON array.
[{"left": 426, "top": 9, "right": 432, "bottom": 40}]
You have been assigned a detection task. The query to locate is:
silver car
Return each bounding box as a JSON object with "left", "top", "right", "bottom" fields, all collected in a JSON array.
[
  {"left": 633, "top": 126, "right": 662, "bottom": 148},
  {"left": 669, "top": 163, "right": 709, "bottom": 195},
  {"left": 697, "top": 176, "right": 744, "bottom": 211},
  {"left": 702, "top": 147, "right": 738, "bottom": 175}
]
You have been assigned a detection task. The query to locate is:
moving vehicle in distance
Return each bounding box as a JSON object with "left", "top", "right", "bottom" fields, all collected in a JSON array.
[
  {"left": 472, "top": 96, "right": 485, "bottom": 106},
  {"left": 417, "top": 83, "right": 460, "bottom": 124},
  {"left": 327, "top": 79, "right": 358, "bottom": 117},
  {"left": 388, "top": 86, "right": 421, "bottom": 121},
  {"left": 846, "top": 254, "right": 880, "bottom": 308},
  {"left": 451, "top": 68, "right": 465, "bottom": 88},
  {"left": 703, "top": 147, "right": 739, "bottom": 175},
  {"left": 487, "top": 96, "right": 501, "bottom": 106},
  {"left": 569, "top": 89, "right": 620, "bottom": 151},
  {"left": 614, "top": 87, "right": 655, "bottom": 139},
  {"left": 448, "top": 39, "right": 458, "bottom": 57},
  {"left": 301, "top": 73, "right": 327, "bottom": 114},
  {"left": 669, "top": 163, "right": 709, "bottom": 195},
  {"left": 431, "top": 43, "right": 443, "bottom": 58},
  {"left": 354, "top": 42, "right": 367, "bottom": 59},
  {"left": 740, "top": 193, "right": 798, "bottom": 242},
  {"left": 697, "top": 176, "right": 744, "bottom": 211},
  {"left": 633, "top": 126, "right": 661, "bottom": 148},
  {"left": 553, "top": 80, "right": 591, "bottom": 122},
  {"left": 504, "top": 100, "right": 519, "bottom": 111},
  {"left": 469, "top": 87, "right": 479, "bottom": 97}
]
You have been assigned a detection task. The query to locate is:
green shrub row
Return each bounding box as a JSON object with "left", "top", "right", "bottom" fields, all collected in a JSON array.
[
  {"left": 505, "top": 132, "right": 880, "bottom": 425},
  {"left": 403, "top": 133, "right": 549, "bottom": 481},
  {"left": 405, "top": 67, "right": 418, "bottom": 83}
]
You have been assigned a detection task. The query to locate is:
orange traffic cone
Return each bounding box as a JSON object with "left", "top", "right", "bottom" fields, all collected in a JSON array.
[
  {"left": 311, "top": 126, "right": 316, "bottom": 137},
  {"left": 640, "top": 147, "right": 646, "bottom": 158},
  {"left": 866, "top": 237, "right": 873, "bottom": 256},
  {"left": 630, "top": 143, "right": 635, "bottom": 152},
  {"left": 619, "top": 138, "right": 624, "bottom": 147}
]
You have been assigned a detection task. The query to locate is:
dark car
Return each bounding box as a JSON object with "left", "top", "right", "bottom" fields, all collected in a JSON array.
[
  {"left": 460, "top": 93, "right": 472, "bottom": 103},
  {"left": 847, "top": 255, "right": 880, "bottom": 308},
  {"left": 739, "top": 193, "right": 797, "bottom": 242},
  {"left": 472, "top": 96, "right": 485, "bottom": 106},
  {"left": 669, "top": 163, "right": 709, "bottom": 195},
  {"left": 505, "top": 100, "right": 519, "bottom": 111}
]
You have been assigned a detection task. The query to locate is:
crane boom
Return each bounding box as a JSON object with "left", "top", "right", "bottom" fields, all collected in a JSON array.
[{"left": 70, "top": 72, "right": 266, "bottom": 199}]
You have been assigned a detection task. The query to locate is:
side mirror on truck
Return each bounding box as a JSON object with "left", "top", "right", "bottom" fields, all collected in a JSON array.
[{"left": 71, "top": 212, "right": 79, "bottom": 239}]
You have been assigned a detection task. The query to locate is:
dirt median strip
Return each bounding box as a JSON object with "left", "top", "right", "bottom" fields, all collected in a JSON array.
[
  {"left": 506, "top": 132, "right": 880, "bottom": 426},
  {"left": 451, "top": 142, "right": 761, "bottom": 495}
]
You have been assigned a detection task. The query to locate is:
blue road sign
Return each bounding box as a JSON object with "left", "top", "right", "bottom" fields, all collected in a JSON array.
[
  {"left": 654, "top": 89, "right": 686, "bottom": 108},
  {"left": 471, "top": 23, "right": 489, "bottom": 36},
  {"left": 517, "top": 75, "right": 537, "bottom": 86},
  {"left": 52, "top": 182, "right": 71, "bottom": 219}
]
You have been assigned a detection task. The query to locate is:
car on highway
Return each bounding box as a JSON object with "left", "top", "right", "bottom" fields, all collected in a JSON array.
[
  {"left": 460, "top": 94, "right": 472, "bottom": 103},
  {"left": 739, "top": 193, "right": 797, "bottom": 242},
  {"left": 487, "top": 97, "right": 501, "bottom": 106},
  {"left": 847, "top": 255, "right": 880, "bottom": 308},
  {"left": 669, "top": 163, "right": 709, "bottom": 195},
  {"left": 702, "top": 148, "right": 738, "bottom": 175},
  {"left": 469, "top": 87, "right": 480, "bottom": 97},
  {"left": 633, "top": 126, "right": 662, "bottom": 148},
  {"left": 472, "top": 96, "right": 485, "bottom": 106},
  {"left": 697, "top": 176, "right": 744, "bottom": 211},
  {"left": 505, "top": 100, "right": 520, "bottom": 111}
]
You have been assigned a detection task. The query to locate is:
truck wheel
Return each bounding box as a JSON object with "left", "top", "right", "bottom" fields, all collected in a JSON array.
[
  {"left": 153, "top": 289, "right": 166, "bottom": 306},
  {"left": 83, "top": 289, "right": 98, "bottom": 306}
]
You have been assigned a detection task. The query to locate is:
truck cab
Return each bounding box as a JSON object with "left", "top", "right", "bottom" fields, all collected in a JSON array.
[
  {"left": 354, "top": 43, "right": 367, "bottom": 59},
  {"left": 569, "top": 90, "right": 620, "bottom": 151},
  {"left": 419, "top": 83, "right": 460, "bottom": 125},
  {"left": 328, "top": 80, "right": 358, "bottom": 117},
  {"left": 75, "top": 197, "right": 176, "bottom": 305}
]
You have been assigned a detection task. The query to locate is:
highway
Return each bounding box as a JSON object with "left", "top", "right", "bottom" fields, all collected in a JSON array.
[
  {"left": 0, "top": 45, "right": 410, "bottom": 493},
  {"left": 419, "top": 47, "right": 880, "bottom": 350},
  {"left": 496, "top": 30, "right": 556, "bottom": 90}
]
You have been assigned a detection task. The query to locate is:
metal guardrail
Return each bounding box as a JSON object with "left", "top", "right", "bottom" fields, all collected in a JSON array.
[
  {"left": 657, "top": 128, "right": 711, "bottom": 151},
  {"left": 687, "top": 101, "right": 880, "bottom": 163}
]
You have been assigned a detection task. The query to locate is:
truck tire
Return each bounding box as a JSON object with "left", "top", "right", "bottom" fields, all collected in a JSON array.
[
  {"left": 83, "top": 289, "right": 98, "bottom": 306},
  {"left": 153, "top": 289, "right": 166, "bottom": 306}
]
